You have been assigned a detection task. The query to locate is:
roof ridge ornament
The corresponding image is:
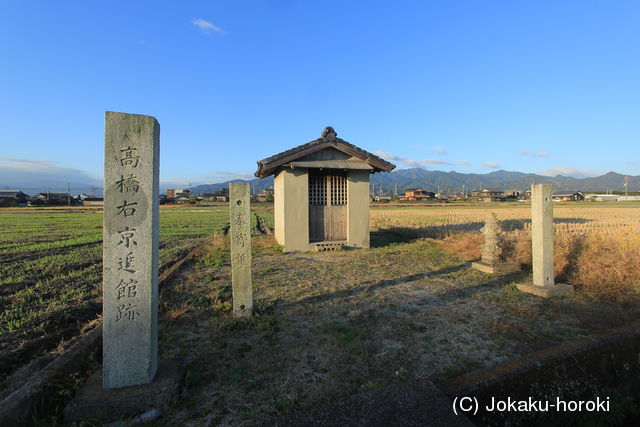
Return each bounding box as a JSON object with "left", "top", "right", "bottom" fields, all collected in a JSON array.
[{"left": 321, "top": 126, "right": 337, "bottom": 141}]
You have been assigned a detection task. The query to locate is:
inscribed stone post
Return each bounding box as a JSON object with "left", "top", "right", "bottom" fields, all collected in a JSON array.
[
  {"left": 516, "top": 184, "right": 573, "bottom": 297},
  {"left": 230, "top": 183, "right": 253, "bottom": 317},
  {"left": 103, "top": 112, "right": 159, "bottom": 389}
]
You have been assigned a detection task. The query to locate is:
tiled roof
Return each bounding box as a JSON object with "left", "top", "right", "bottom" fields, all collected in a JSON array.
[
  {"left": 255, "top": 127, "right": 395, "bottom": 177},
  {"left": 553, "top": 191, "right": 582, "bottom": 196}
]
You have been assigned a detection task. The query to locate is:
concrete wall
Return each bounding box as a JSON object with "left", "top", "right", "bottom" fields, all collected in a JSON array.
[
  {"left": 443, "top": 320, "right": 640, "bottom": 425},
  {"left": 274, "top": 171, "right": 285, "bottom": 246},
  {"left": 347, "top": 170, "right": 371, "bottom": 248},
  {"left": 275, "top": 167, "right": 371, "bottom": 251},
  {"left": 274, "top": 169, "right": 310, "bottom": 252}
]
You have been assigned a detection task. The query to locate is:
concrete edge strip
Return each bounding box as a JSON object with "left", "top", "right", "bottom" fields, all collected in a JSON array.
[{"left": 441, "top": 319, "right": 640, "bottom": 396}]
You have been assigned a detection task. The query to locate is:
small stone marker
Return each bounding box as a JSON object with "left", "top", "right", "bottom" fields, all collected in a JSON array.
[
  {"left": 229, "top": 183, "right": 253, "bottom": 318},
  {"left": 517, "top": 184, "right": 574, "bottom": 297},
  {"left": 471, "top": 213, "right": 519, "bottom": 274},
  {"left": 103, "top": 111, "right": 159, "bottom": 389}
]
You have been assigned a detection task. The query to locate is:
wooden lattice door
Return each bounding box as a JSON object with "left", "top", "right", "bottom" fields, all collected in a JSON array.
[{"left": 309, "top": 171, "right": 347, "bottom": 241}]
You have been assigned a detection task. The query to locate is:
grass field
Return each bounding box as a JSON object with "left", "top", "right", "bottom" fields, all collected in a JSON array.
[
  {"left": 1, "top": 202, "right": 639, "bottom": 424},
  {"left": 159, "top": 229, "right": 640, "bottom": 425},
  {"left": 0, "top": 206, "right": 273, "bottom": 384}
]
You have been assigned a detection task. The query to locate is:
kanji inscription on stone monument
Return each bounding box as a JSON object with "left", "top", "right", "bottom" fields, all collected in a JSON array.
[
  {"left": 229, "top": 183, "right": 253, "bottom": 318},
  {"left": 103, "top": 111, "right": 160, "bottom": 389}
]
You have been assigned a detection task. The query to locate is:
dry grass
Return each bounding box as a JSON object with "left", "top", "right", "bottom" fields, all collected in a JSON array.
[
  {"left": 440, "top": 233, "right": 482, "bottom": 261},
  {"left": 157, "top": 230, "right": 640, "bottom": 425},
  {"left": 499, "top": 226, "right": 640, "bottom": 303},
  {"left": 165, "top": 302, "right": 190, "bottom": 323},
  {"left": 374, "top": 204, "right": 640, "bottom": 303},
  {"left": 571, "top": 227, "right": 640, "bottom": 303},
  {"left": 371, "top": 205, "right": 640, "bottom": 235}
]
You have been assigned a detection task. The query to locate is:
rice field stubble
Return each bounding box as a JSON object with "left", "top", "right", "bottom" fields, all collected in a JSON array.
[{"left": 0, "top": 206, "right": 273, "bottom": 391}]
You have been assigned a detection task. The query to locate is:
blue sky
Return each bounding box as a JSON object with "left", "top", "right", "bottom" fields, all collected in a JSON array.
[{"left": 1, "top": 0, "right": 639, "bottom": 190}]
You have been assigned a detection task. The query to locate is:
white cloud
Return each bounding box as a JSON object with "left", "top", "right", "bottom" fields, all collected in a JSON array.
[
  {"left": 0, "top": 157, "right": 95, "bottom": 176},
  {"left": 0, "top": 157, "right": 101, "bottom": 191},
  {"left": 457, "top": 160, "right": 470, "bottom": 166},
  {"left": 373, "top": 151, "right": 402, "bottom": 161},
  {"left": 539, "top": 166, "right": 599, "bottom": 179},
  {"left": 518, "top": 151, "right": 549, "bottom": 158},
  {"left": 481, "top": 162, "right": 501, "bottom": 169},
  {"left": 191, "top": 18, "right": 226, "bottom": 34},
  {"left": 372, "top": 151, "right": 452, "bottom": 168},
  {"left": 432, "top": 146, "right": 448, "bottom": 155}
]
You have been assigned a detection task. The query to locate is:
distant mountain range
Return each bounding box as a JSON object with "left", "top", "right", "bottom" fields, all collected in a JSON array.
[
  {"left": 8, "top": 169, "right": 635, "bottom": 197},
  {"left": 191, "top": 169, "right": 639, "bottom": 195}
]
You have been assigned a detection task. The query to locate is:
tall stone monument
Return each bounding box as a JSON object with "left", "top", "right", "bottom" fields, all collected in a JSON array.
[
  {"left": 229, "top": 183, "right": 253, "bottom": 318},
  {"left": 65, "top": 112, "right": 184, "bottom": 423},
  {"left": 103, "top": 111, "right": 160, "bottom": 388},
  {"left": 471, "top": 212, "right": 518, "bottom": 274},
  {"left": 517, "top": 184, "right": 574, "bottom": 297}
]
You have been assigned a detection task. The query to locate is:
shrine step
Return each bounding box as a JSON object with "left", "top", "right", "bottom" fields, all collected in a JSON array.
[{"left": 313, "top": 241, "right": 347, "bottom": 252}]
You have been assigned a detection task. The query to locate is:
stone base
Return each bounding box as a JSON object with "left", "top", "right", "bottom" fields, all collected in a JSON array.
[
  {"left": 471, "top": 261, "right": 519, "bottom": 274},
  {"left": 64, "top": 358, "right": 185, "bottom": 424},
  {"left": 516, "top": 283, "right": 574, "bottom": 298}
]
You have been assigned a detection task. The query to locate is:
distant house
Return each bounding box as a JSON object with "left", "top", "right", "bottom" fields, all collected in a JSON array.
[
  {"left": 174, "top": 196, "right": 192, "bottom": 204},
  {"left": 616, "top": 196, "right": 640, "bottom": 202},
  {"left": 257, "top": 187, "right": 274, "bottom": 202},
  {"left": 402, "top": 189, "right": 435, "bottom": 201},
  {"left": 166, "top": 189, "right": 191, "bottom": 201},
  {"left": 470, "top": 189, "right": 520, "bottom": 202},
  {"left": 83, "top": 197, "right": 104, "bottom": 206},
  {"left": 30, "top": 192, "right": 76, "bottom": 205},
  {"left": 203, "top": 192, "right": 228, "bottom": 202},
  {"left": 584, "top": 194, "right": 627, "bottom": 202},
  {"left": 552, "top": 191, "right": 584, "bottom": 202},
  {"left": 0, "top": 190, "right": 29, "bottom": 206}
]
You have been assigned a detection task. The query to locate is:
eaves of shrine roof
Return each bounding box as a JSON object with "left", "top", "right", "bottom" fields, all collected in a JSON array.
[{"left": 255, "top": 127, "right": 395, "bottom": 178}]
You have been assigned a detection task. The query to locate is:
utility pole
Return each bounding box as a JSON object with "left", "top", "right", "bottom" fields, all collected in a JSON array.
[
  {"left": 67, "top": 183, "right": 71, "bottom": 206},
  {"left": 624, "top": 176, "right": 629, "bottom": 196}
]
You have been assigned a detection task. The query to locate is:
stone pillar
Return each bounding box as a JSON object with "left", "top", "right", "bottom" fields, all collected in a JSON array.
[
  {"left": 532, "top": 184, "right": 554, "bottom": 287},
  {"left": 471, "top": 212, "right": 518, "bottom": 274},
  {"left": 229, "top": 183, "right": 253, "bottom": 318},
  {"left": 517, "top": 184, "right": 574, "bottom": 297},
  {"left": 103, "top": 111, "right": 159, "bottom": 389},
  {"left": 480, "top": 213, "right": 501, "bottom": 266}
]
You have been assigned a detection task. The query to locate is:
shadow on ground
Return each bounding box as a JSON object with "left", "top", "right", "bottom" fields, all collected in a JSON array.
[{"left": 371, "top": 217, "right": 594, "bottom": 247}]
